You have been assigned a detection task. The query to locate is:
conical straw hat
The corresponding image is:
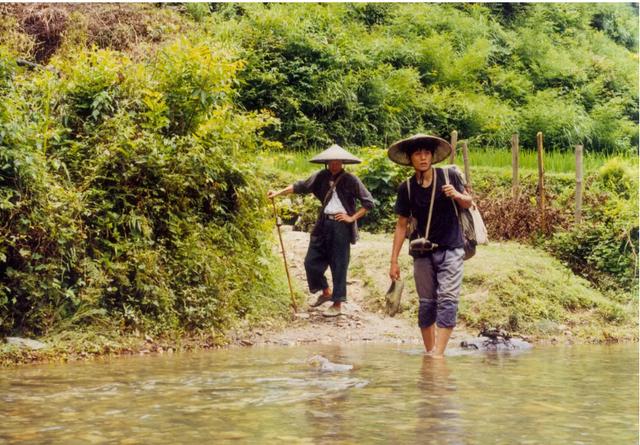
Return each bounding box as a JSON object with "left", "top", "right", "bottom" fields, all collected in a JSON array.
[
  {"left": 310, "top": 144, "right": 362, "bottom": 164},
  {"left": 387, "top": 134, "right": 451, "bottom": 166}
]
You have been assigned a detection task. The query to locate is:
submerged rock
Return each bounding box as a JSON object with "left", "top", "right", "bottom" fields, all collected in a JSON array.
[
  {"left": 5, "top": 337, "right": 48, "bottom": 350},
  {"left": 307, "top": 355, "right": 353, "bottom": 372},
  {"left": 459, "top": 330, "right": 532, "bottom": 352}
]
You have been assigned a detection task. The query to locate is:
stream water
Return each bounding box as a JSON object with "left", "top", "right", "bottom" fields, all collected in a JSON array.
[{"left": 1, "top": 343, "right": 637, "bottom": 444}]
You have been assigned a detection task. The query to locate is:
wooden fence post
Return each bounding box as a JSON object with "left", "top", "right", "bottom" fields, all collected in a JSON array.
[
  {"left": 575, "top": 144, "right": 583, "bottom": 223},
  {"left": 461, "top": 140, "right": 471, "bottom": 187},
  {"left": 511, "top": 133, "right": 519, "bottom": 199},
  {"left": 536, "top": 132, "right": 546, "bottom": 232},
  {"left": 449, "top": 130, "right": 458, "bottom": 164}
]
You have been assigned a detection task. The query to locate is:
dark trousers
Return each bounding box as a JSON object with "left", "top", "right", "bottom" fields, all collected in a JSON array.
[{"left": 304, "top": 219, "right": 351, "bottom": 302}]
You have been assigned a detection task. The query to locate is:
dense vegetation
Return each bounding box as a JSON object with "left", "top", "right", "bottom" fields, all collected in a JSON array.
[
  {"left": 0, "top": 34, "right": 290, "bottom": 337},
  {"left": 204, "top": 3, "right": 638, "bottom": 153},
  {"left": 0, "top": 3, "right": 637, "bottom": 343}
]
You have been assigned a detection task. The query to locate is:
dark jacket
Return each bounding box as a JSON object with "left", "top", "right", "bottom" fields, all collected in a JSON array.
[{"left": 293, "top": 169, "right": 375, "bottom": 243}]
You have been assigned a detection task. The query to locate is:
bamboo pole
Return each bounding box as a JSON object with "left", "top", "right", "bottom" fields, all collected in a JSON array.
[
  {"left": 449, "top": 130, "right": 458, "bottom": 164},
  {"left": 270, "top": 199, "right": 298, "bottom": 313},
  {"left": 511, "top": 133, "right": 519, "bottom": 199},
  {"left": 461, "top": 140, "right": 471, "bottom": 187},
  {"left": 575, "top": 144, "right": 584, "bottom": 224},
  {"left": 536, "top": 132, "right": 546, "bottom": 232}
]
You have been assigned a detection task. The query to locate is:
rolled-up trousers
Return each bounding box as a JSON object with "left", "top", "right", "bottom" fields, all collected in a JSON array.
[{"left": 414, "top": 247, "right": 464, "bottom": 328}]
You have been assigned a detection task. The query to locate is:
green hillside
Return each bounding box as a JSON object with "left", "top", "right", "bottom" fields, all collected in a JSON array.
[{"left": 0, "top": 4, "right": 636, "bottom": 358}]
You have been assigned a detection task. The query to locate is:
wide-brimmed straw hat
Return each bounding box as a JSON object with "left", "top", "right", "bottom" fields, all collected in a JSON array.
[
  {"left": 310, "top": 144, "right": 361, "bottom": 164},
  {"left": 387, "top": 134, "right": 451, "bottom": 166}
]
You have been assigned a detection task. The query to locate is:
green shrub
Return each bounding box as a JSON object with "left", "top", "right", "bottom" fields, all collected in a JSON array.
[
  {"left": 183, "top": 3, "right": 212, "bottom": 23},
  {"left": 0, "top": 48, "right": 17, "bottom": 91},
  {"left": 0, "top": 37, "right": 290, "bottom": 337},
  {"left": 519, "top": 89, "right": 593, "bottom": 149},
  {"left": 547, "top": 158, "right": 638, "bottom": 292},
  {"left": 353, "top": 147, "right": 406, "bottom": 232},
  {"left": 152, "top": 37, "right": 243, "bottom": 136}
]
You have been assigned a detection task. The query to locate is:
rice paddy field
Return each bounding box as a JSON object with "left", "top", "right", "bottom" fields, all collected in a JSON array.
[{"left": 262, "top": 147, "right": 638, "bottom": 177}]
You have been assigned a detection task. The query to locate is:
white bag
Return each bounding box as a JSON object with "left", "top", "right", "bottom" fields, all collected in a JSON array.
[
  {"left": 442, "top": 167, "right": 489, "bottom": 252},
  {"left": 469, "top": 204, "right": 488, "bottom": 245}
]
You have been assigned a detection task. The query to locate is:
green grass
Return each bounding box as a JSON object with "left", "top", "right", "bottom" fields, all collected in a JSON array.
[
  {"left": 349, "top": 233, "right": 637, "bottom": 343},
  {"left": 262, "top": 147, "right": 638, "bottom": 176},
  {"left": 458, "top": 242, "right": 637, "bottom": 340},
  {"left": 258, "top": 148, "right": 367, "bottom": 176},
  {"left": 458, "top": 147, "right": 637, "bottom": 174}
]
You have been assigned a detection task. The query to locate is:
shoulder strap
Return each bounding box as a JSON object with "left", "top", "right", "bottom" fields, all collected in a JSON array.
[
  {"left": 443, "top": 167, "right": 459, "bottom": 218},
  {"left": 424, "top": 167, "right": 437, "bottom": 239},
  {"left": 406, "top": 177, "right": 412, "bottom": 218},
  {"left": 322, "top": 172, "right": 345, "bottom": 207}
]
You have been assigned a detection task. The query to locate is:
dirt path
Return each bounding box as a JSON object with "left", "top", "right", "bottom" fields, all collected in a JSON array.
[{"left": 241, "top": 227, "right": 471, "bottom": 348}]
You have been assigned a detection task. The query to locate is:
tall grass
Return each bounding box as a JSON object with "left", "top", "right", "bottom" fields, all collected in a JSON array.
[
  {"left": 259, "top": 149, "right": 367, "bottom": 176},
  {"left": 460, "top": 147, "right": 637, "bottom": 174},
  {"left": 264, "top": 147, "right": 638, "bottom": 176}
]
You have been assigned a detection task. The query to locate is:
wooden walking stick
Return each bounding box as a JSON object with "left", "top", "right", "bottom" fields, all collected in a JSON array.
[{"left": 271, "top": 198, "right": 298, "bottom": 312}]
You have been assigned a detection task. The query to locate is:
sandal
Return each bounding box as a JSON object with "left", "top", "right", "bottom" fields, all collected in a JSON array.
[{"left": 310, "top": 293, "right": 332, "bottom": 307}]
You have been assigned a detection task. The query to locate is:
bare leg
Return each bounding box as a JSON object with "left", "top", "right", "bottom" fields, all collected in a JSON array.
[
  {"left": 420, "top": 325, "right": 435, "bottom": 353},
  {"left": 432, "top": 327, "right": 453, "bottom": 359}
]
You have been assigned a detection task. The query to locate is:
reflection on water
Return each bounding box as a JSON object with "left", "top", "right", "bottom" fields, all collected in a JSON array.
[{"left": 0, "top": 344, "right": 637, "bottom": 444}]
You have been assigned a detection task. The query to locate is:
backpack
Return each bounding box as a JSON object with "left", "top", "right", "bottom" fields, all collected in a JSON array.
[{"left": 442, "top": 167, "right": 488, "bottom": 260}]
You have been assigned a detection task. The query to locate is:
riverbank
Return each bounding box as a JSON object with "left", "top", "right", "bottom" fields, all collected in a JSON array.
[
  {"left": 3, "top": 228, "right": 636, "bottom": 367},
  {"left": 239, "top": 227, "right": 637, "bottom": 348}
]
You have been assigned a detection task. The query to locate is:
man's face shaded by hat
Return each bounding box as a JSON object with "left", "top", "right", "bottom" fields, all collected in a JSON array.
[
  {"left": 409, "top": 146, "right": 434, "bottom": 173},
  {"left": 387, "top": 134, "right": 451, "bottom": 166},
  {"left": 327, "top": 160, "right": 344, "bottom": 176}
]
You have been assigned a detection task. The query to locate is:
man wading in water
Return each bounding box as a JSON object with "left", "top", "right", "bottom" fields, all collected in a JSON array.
[
  {"left": 387, "top": 135, "right": 472, "bottom": 358},
  {"left": 268, "top": 145, "right": 374, "bottom": 317}
]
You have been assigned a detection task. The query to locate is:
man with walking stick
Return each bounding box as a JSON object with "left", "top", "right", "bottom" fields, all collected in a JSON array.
[{"left": 268, "top": 144, "right": 374, "bottom": 317}]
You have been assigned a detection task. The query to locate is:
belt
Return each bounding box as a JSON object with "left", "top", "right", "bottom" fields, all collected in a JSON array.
[{"left": 325, "top": 214, "right": 339, "bottom": 221}]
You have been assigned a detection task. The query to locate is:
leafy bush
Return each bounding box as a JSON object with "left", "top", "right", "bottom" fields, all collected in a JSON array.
[
  {"left": 519, "top": 89, "right": 593, "bottom": 149},
  {"left": 202, "top": 3, "right": 637, "bottom": 153},
  {"left": 2, "top": 3, "right": 638, "bottom": 153},
  {"left": 183, "top": 3, "right": 212, "bottom": 23},
  {"left": 0, "top": 38, "right": 290, "bottom": 337},
  {"left": 352, "top": 147, "right": 406, "bottom": 232},
  {"left": 547, "top": 158, "right": 638, "bottom": 292}
]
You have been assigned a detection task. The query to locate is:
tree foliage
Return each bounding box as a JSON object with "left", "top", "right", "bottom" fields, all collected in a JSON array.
[
  {"left": 0, "top": 38, "right": 289, "bottom": 336},
  {"left": 200, "top": 3, "right": 638, "bottom": 153}
]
